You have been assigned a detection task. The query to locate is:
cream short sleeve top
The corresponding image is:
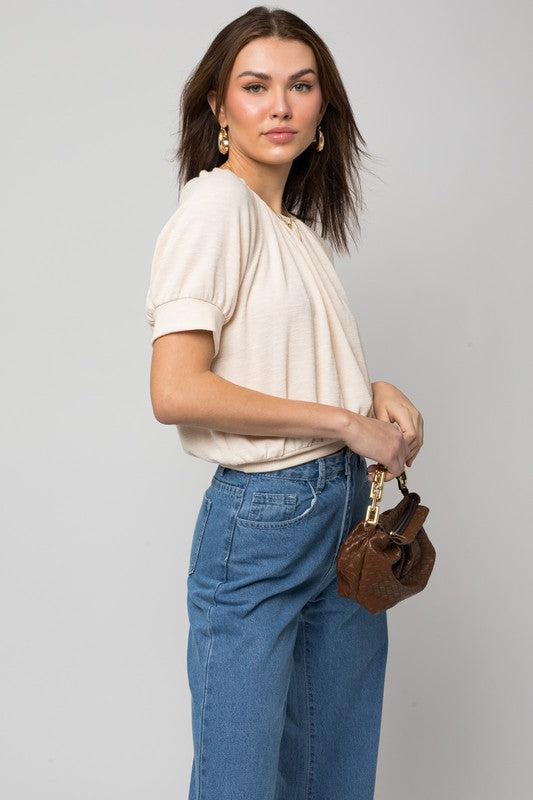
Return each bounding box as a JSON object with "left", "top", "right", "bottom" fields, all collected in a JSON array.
[{"left": 145, "top": 167, "right": 374, "bottom": 472}]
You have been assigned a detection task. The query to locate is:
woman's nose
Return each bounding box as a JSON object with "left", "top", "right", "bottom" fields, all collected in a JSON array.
[{"left": 269, "top": 90, "right": 292, "bottom": 118}]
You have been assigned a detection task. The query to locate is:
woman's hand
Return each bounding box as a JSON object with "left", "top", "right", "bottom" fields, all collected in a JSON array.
[
  {"left": 366, "top": 381, "right": 424, "bottom": 481},
  {"left": 343, "top": 414, "right": 409, "bottom": 482}
]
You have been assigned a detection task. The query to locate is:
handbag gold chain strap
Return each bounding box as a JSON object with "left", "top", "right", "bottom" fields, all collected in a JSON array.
[{"left": 364, "top": 464, "right": 408, "bottom": 527}]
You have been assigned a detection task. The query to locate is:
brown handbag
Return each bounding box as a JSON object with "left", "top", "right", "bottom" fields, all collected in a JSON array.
[{"left": 336, "top": 464, "right": 436, "bottom": 614}]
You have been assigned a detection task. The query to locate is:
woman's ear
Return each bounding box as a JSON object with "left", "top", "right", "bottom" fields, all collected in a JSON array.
[
  {"left": 207, "top": 90, "right": 226, "bottom": 127},
  {"left": 207, "top": 90, "right": 216, "bottom": 118}
]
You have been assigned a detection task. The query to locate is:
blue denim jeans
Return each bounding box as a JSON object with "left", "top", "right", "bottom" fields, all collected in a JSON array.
[{"left": 186, "top": 445, "right": 388, "bottom": 800}]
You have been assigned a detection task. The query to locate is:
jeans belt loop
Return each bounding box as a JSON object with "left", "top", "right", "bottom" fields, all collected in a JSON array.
[
  {"left": 316, "top": 458, "right": 326, "bottom": 493},
  {"left": 344, "top": 447, "right": 352, "bottom": 476}
]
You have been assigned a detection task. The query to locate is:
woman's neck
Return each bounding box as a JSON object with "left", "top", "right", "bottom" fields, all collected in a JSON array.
[{"left": 219, "top": 158, "right": 292, "bottom": 217}]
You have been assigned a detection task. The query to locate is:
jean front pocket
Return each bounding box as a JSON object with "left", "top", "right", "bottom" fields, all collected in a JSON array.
[
  {"left": 235, "top": 477, "right": 318, "bottom": 529},
  {"left": 188, "top": 495, "right": 212, "bottom": 575}
]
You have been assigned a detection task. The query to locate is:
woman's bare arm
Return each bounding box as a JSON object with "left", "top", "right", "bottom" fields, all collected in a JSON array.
[
  {"left": 150, "top": 330, "right": 350, "bottom": 436},
  {"left": 149, "top": 330, "right": 408, "bottom": 477}
]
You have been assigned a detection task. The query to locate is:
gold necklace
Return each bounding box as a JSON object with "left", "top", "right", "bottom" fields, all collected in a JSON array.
[{"left": 221, "top": 162, "right": 303, "bottom": 242}]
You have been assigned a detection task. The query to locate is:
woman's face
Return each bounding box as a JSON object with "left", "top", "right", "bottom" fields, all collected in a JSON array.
[{"left": 209, "top": 37, "right": 327, "bottom": 168}]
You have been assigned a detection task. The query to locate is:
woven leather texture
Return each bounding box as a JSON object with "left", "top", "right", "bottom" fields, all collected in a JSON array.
[{"left": 336, "top": 489, "right": 436, "bottom": 614}]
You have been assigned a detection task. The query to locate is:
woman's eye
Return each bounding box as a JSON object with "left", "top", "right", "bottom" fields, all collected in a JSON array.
[{"left": 243, "top": 82, "right": 313, "bottom": 93}]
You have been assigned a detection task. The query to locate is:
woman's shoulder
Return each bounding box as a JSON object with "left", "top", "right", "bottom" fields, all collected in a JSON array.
[
  {"left": 180, "top": 166, "right": 253, "bottom": 209},
  {"left": 154, "top": 167, "right": 257, "bottom": 253}
]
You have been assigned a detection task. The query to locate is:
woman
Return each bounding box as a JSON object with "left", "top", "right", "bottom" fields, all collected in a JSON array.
[{"left": 145, "top": 6, "right": 423, "bottom": 800}]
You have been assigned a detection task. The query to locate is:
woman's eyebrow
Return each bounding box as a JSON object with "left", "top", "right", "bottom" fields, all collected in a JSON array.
[{"left": 236, "top": 68, "right": 317, "bottom": 81}]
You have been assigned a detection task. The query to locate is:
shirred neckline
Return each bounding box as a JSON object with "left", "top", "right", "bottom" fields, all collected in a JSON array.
[
  {"left": 204, "top": 167, "right": 334, "bottom": 267},
  {"left": 211, "top": 166, "right": 308, "bottom": 241}
]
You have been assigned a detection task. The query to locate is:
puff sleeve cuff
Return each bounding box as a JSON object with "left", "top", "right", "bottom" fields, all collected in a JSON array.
[
  {"left": 145, "top": 171, "right": 255, "bottom": 358},
  {"left": 149, "top": 297, "right": 226, "bottom": 359}
]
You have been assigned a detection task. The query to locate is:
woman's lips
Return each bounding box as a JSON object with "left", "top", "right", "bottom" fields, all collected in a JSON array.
[{"left": 264, "top": 131, "right": 296, "bottom": 143}]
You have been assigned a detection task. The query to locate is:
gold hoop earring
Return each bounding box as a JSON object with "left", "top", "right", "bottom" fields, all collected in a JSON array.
[
  {"left": 218, "top": 125, "right": 229, "bottom": 155},
  {"left": 316, "top": 124, "right": 324, "bottom": 152}
]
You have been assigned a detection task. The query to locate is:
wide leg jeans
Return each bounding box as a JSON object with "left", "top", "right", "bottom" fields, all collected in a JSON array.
[{"left": 186, "top": 445, "right": 388, "bottom": 800}]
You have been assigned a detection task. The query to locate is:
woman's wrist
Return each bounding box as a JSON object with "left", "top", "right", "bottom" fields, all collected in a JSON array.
[{"left": 336, "top": 409, "right": 363, "bottom": 445}]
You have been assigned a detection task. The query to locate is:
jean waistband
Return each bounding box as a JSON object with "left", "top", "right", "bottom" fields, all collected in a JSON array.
[{"left": 214, "top": 445, "right": 364, "bottom": 488}]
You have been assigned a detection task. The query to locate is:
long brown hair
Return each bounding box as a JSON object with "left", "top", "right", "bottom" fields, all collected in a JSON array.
[{"left": 173, "top": 6, "right": 376, "bottom": 255}]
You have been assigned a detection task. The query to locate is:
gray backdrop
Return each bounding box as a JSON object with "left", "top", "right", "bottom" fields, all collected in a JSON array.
[{"left": 2, "top": 1, "right": 531, "bottom": 798}]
